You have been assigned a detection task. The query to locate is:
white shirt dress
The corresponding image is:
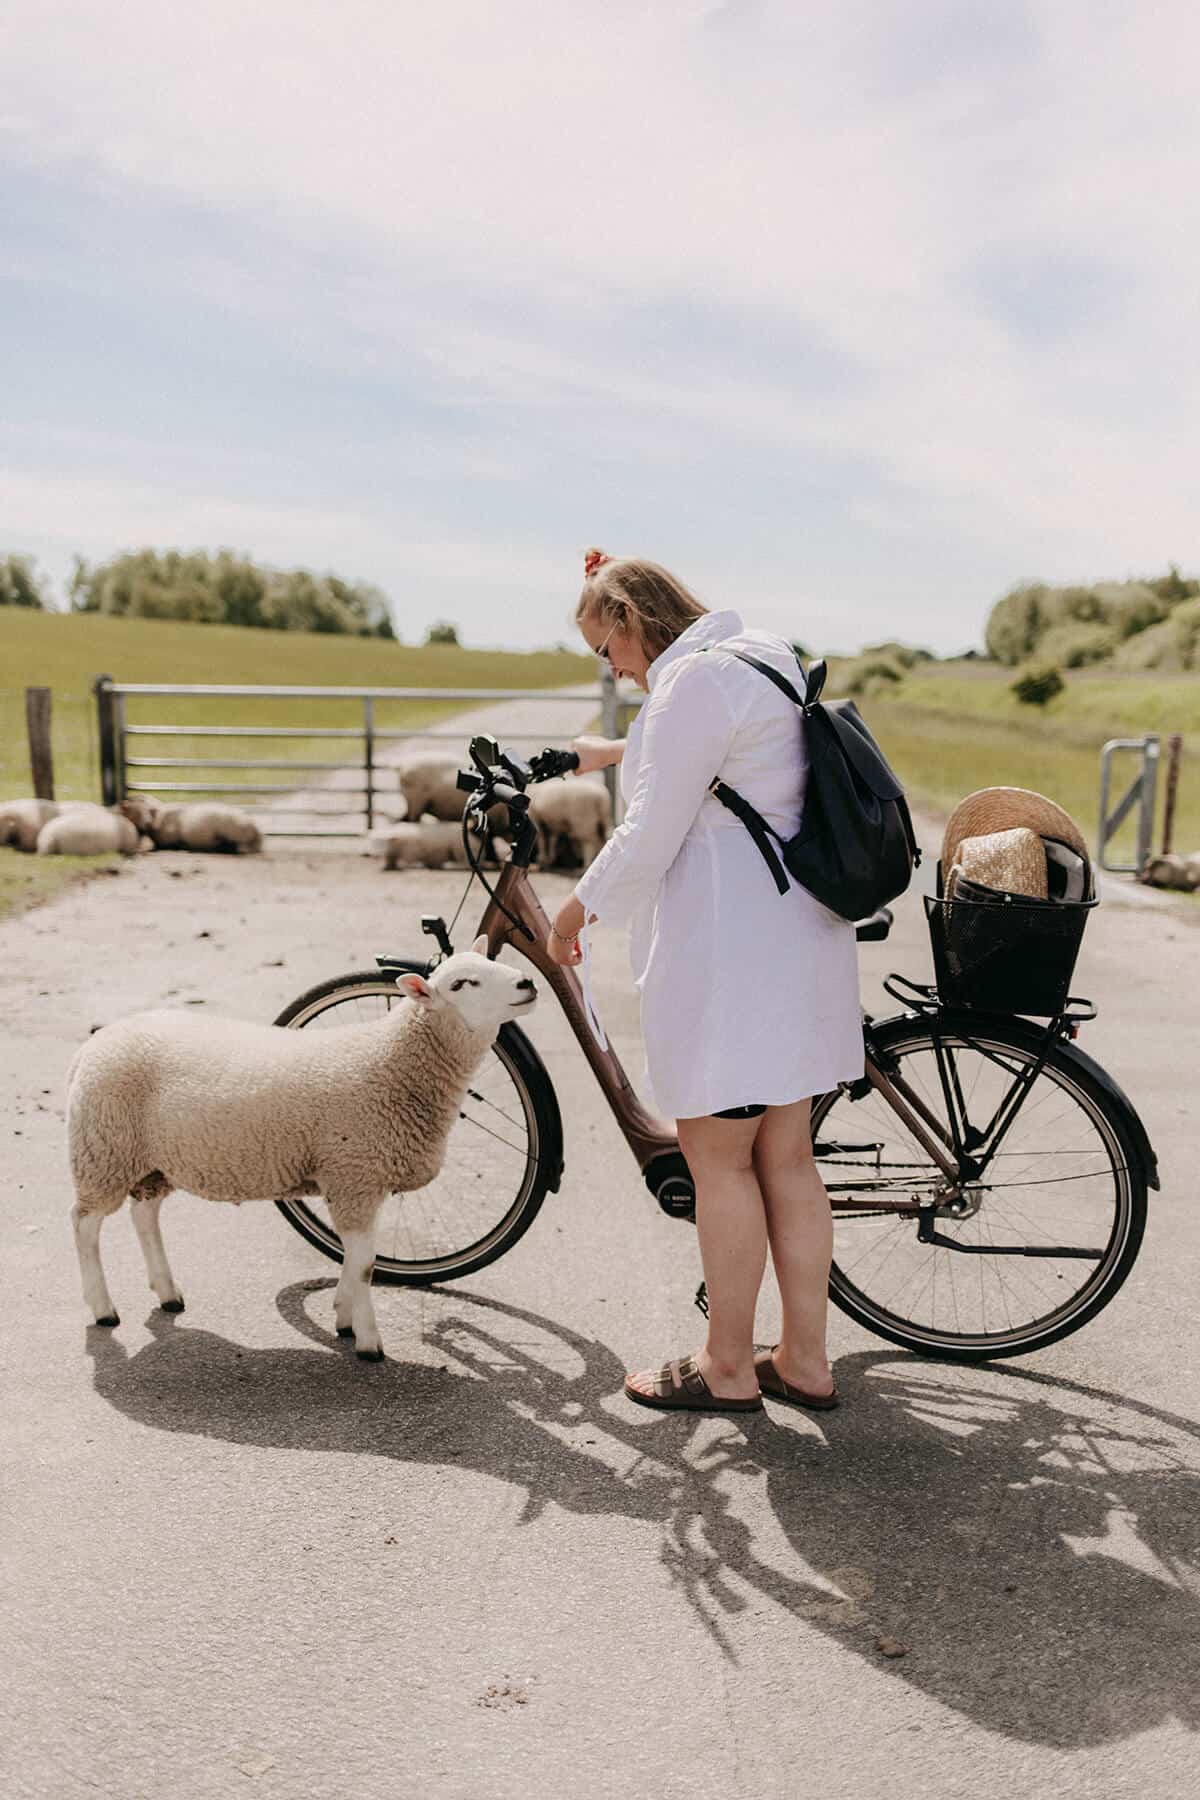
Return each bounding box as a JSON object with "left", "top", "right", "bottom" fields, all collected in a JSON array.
[{"left": 573, "top": 608, "right": 864, "bottom": 1121}]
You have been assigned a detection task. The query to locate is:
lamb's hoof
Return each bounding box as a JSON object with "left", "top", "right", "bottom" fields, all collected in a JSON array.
[
  {"left": 356, "top": 1346, "right": 385, "bottom": 1362},
  {"left": 335, "top": 1324, "right": 354, "bottom": 1338},
  {"left": 159, "top": 1297, "right": 185, "bottom": 1314},
  {"left": 95, "top": 1312, "right": 120, "bottom": 1328}
]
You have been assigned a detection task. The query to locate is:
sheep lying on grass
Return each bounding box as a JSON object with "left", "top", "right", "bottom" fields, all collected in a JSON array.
[
  {"left": 1140, "top": 852, "right": 1200, "bottom": 891},
  {"left": 1, "top": 798, "right": 61, "bottom": 852},
  {"left": 383, "top": 818, "right": 509, "bottom": 870},
  {"left": 66, "top": 940, "right": 536, "bottom": 1359},
  {"left": 529, "top": 775, "right": 611, "bottom": 870},
  {"left": 120, "top": 795, "right": 263, "bottom": 853},
  {"left": 1, "top": 799, "right": 120, "bottom": 853},
  {"left": 37, "top": 806, "right": 152, "bottom": 856}
]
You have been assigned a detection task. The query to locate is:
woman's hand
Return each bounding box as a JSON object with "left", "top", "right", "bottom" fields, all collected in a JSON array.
[
  {"left": 568, "top": 735, "right": 624, "bottom": 776},
  {"left": 546, "top": 896, "right": 588, "bottom": 966}
]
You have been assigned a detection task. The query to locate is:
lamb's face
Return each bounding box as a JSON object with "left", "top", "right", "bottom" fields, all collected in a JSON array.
[{"left": 397, "top": 936, "right": 537, "bottom": 1035}]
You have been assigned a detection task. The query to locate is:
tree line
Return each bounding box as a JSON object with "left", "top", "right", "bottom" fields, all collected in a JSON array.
[{"left": 0, "top": 548, "right": 430, "bottom": 640}]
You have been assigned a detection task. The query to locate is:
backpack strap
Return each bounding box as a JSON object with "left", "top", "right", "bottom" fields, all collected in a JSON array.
[
  {"left": 695, "top": 639, "right": 814, "bottom": 896},
  {"left": 707, "top": 778, "right": 791, "bottom": 895}
]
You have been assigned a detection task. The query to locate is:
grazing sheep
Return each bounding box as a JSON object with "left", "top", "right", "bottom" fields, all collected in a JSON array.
[
  {"left": 529, "top": 775, "right": 611, "bottom": 870},
  {"left": 119, "top": 795, "right": 262, "bottom": 853},
  {"left": 1, "top": 798, "right": 61, "bottom": 852},
  {"left": 382, "top": 818, "right": 508, "bottom": 870},
  {"left": 396, "top": 754, "right": 469, "bottom": 823},
  {"left": 66, "top": 940, "right": 537, "bottom": 1359},
  {"left": 37, "top": 807, "right": 151, "bottom": 856}
]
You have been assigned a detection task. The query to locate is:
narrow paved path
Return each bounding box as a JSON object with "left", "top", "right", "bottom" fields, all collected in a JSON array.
[{"left": 2, "top": 812, "right": 1197, "bottom": 1800}]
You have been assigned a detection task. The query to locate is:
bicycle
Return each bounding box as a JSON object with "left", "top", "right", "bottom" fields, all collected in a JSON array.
[{"left": 273, "top": 733, "right": 1160, "bottom": 1363}]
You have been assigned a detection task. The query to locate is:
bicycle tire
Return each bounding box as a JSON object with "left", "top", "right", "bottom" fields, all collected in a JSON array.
[
  {"left": 818, "top": 1013, "right": 1148, "bottom": 1361},
  {"left": 272, "top": 968, "right": 560, "bottom": 1284}
]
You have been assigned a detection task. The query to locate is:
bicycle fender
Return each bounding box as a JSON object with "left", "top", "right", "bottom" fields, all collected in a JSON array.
[
  {"left": 867, "top": 1007, "right": 1160, "bottom": 1193},
  {"left": 1046, "top": 1038, "right": 1160, "bottom": 1192},
  {"left": 498, "top": 1020, "right": 565, "bottom": 1194},
  {"left": 376, "top": 955, "right": 565, "bottom": 1194}
]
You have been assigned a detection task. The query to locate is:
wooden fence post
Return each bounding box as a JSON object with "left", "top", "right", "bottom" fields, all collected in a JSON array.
[
  {"left": 94, "top": 674, "right": 118, "bottom": 806},
  {"left": 25, "top": 687, "right": 54, "bottom": 800},
  {"left": 1160, "top": 733, "right": 1183, "bottom": 855}
]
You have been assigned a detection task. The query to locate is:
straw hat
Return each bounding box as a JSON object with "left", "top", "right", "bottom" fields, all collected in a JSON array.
[
  {"left": 942, "top": 787, "right": 1089, "bottom": 875},
  {"left": 947, "top": 827, "right": 1049, "bottom": 900}
]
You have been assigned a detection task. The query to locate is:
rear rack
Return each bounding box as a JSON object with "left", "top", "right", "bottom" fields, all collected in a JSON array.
[{"left": 881, "top": 972, "right": 1097, "bottom": 1033}]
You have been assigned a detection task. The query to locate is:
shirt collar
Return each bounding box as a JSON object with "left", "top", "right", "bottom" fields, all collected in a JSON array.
[{"left": 645, "top": 608, "right": 744, "bottom": 692}]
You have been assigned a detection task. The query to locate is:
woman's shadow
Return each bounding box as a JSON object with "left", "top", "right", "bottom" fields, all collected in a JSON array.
[{"left": 85, "top": 1282, "right": 1200, "bottom": 1748}]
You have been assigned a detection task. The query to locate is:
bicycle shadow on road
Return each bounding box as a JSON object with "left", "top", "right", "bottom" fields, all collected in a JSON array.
[{"left": 83, "top": 1281, "right": 1200, "bottom": 1749}]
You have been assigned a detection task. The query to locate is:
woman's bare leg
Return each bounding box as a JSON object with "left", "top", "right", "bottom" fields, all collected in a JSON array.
[
  {"left": 753, "top": 1098, "right": 835, "bottom": 1397},
  {"left": 626, "top": 1110, "right": 765, "bottom": 1401}
]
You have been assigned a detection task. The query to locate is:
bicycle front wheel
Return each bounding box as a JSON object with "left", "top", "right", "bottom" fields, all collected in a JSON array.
[
  {"left": 272, "top": 969, "right": 559, "bottom": 1284},
  {"left": 817, "top": 1015, "right": 1148, "bottom": 1360}
]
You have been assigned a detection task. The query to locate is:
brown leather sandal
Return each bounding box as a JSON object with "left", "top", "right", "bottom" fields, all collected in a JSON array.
[
  {"left": 624, "top": 1353, "right": 764, "bottom": 1414},
  {"left": 754, "top": 1348, "right": 839, "bottom": 1411}
]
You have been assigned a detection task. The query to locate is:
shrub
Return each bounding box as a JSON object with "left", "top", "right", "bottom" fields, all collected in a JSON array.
[
  {"left": 860, "top": 640, "right": 934, "bottom": 669},
  {"left": 842, "top": 657, "right": 904, "bottom": 697},
  {"left": 425, "top": 621, "right": 460, "bottom": 646},
  {"left": 1036, "top": 622, "right": 1115, "bottom": 669},
  {"left": 1112, "top": 596, "right": 1200, "bottom": 672},
  {"left": 0, "top": 553, "right": 49, "bottom": 608},
  {"left": 985, "top": 583, "right": 1050, "bottom": 665},
  {"left": 1011, "top": 663, "right": 1065, "bottom": 706}
]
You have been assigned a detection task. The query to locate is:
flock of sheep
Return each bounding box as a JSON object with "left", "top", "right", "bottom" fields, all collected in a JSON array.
[
  {"left": 0, "top": 796, "right": 263, "bottom": 856},
  {"left": 1, "top": 750, "right": 612, "bottom": 871}
]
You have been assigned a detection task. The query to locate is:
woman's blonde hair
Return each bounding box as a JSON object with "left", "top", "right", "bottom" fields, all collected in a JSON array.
[{"left": 576, "top": 548, "right": 707, "bottom": 659}]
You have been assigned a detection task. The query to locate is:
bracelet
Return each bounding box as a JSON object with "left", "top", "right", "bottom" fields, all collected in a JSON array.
[{"left": 549, "top": 923, "right": 578, "bottom": 943}]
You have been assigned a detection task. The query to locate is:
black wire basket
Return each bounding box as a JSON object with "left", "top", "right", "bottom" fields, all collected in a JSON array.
[{"left": 925, "top": 885, "right": 1098, "bottom": 1016}]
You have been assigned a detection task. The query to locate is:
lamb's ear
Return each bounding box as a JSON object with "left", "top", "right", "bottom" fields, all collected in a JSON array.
[
  {"left": 471, "top": 933, "right": 490, "bottom": 957},
  {"left": 396, "top": 973, "right": 434, "bottom": 1005}
]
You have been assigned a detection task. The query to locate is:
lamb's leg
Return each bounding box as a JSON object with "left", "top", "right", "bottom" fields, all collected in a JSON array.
[
  {"left": 331, "top": 1210, "right": 383, "bottom": 1361},
  {"left": 130, "top": 1192, "right": 185, "bottom": 1312},
  {"left": 71, "top": 1199, "right": 122, "bottom": 1326}
]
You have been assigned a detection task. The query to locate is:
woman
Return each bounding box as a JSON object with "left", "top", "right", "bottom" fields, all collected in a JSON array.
[{"left": 545, "top": 549, "right": 863, "bottom": 1415}]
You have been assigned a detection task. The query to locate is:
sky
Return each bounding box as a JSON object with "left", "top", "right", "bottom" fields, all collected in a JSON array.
[{"left": 1, "top": 0, "right": 1197, "bottom": 655}]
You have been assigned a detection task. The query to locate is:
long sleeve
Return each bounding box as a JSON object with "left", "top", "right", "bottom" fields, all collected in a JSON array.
[{"left": 574, "top": 656, "right": 739, "bottom": 929}]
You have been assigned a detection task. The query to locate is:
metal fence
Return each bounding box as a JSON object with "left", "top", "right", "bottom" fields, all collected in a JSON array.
[
  {"left": 95, "top": 671, "right": 630, "bottom": 838},
  {"left": 1098, "top": 735, "right": 1159, "bottom": 873}
]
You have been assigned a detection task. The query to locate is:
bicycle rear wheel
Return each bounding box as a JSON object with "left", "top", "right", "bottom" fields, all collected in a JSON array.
[
  {"left": 272, "top": 969, "right": 559, "bottom": 1283},
  {"left": 817, "top": 1015, "right": 1147, "bottom": 1360}
]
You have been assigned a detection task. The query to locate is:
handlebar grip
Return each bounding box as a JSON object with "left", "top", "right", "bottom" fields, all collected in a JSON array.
[{"left": 529, "top": 747, "right": 581, "bottom": 781}]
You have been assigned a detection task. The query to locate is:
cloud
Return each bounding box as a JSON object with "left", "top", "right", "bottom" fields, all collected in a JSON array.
[{"left": 1, "top": 0, "right": 1198, "bottom": 650}]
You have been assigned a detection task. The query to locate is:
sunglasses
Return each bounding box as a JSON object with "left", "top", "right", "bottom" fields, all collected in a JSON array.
[{"left": 593, "top": 619, "right": 619, "bottom": 663}]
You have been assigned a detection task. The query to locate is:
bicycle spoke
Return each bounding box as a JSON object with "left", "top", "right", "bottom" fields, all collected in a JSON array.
[{"left": 820, "top": 1020, "right": 1139, "bottom": 1357}]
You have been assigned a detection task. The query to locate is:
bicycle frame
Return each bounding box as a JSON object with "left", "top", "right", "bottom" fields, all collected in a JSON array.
[{"left": 468, "top": 848, "right": 962, "bottom": 1214}]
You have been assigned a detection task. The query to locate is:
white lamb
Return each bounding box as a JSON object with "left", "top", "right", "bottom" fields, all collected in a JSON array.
[
  {"left": 529, "top": 775, "right": 611, "bottom": 870},
  {"left": 66, "top": 941, "right": 537, "bottom": 1360},
  {"left": 397, "top": 754, "right": 469, "bottom": 823},
  {"left": 383, "top": 818, "right": 508, "bottom": 870},
  {"left": 1, "top": 798, "right": 61, "bottom": 852},
  {"left": 119, "top": 795, "right": 262, "bottom": 853},
  {"left": 37, "top": 807, "right": 151, "bottom": 856}
]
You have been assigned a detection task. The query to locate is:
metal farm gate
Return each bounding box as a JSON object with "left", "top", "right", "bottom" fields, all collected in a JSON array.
[{"left": 94, "top": 671, "right": 634, "bottom": 837}]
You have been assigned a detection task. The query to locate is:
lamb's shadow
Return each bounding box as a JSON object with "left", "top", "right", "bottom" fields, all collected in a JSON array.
[{"left": 84, "top": 1283, "right": 1200, "bottom": 1748}]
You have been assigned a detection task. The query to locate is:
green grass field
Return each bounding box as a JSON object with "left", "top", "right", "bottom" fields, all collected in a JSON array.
[
  {"left": 840, "top": 660, "right": 1200, "bottom": 866},
  {"left": 1, "top": 609, "right": 594, "bottom": 915},
  {"left": 1, "top": 610, "right": 594, "bottom": 799}
]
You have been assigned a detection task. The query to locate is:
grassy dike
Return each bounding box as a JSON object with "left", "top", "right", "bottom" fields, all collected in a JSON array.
[{"left": 831, "top": 660, "right": 1200, "bottom": 864}]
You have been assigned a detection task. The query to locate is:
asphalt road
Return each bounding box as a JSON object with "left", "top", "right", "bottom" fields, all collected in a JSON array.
[{"left": 2, "top": 820, "right": 1198, "bottom": 1800}]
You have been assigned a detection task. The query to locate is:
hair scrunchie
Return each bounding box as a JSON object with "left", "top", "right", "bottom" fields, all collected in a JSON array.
[{"left": 583, "top": 548, "right": 612, "bottom": 578}]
